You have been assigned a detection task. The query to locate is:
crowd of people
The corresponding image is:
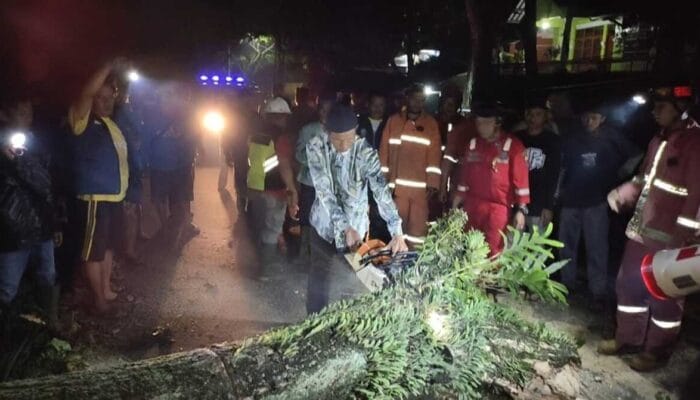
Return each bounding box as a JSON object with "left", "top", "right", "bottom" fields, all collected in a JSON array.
[{"left": 2, "top": 57, "right": 700, "bottom": 373}]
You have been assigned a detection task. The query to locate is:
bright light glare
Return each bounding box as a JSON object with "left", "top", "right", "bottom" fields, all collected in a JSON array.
[
  {"left": 540, "top": 20, "right": 551, "bottom": 30},
  {"left": 236, "top": 76, "right": 245, "bottom": 83},
  {"left": 426, "top": 311, "right": 450, "bottom": 340},
  {"left": 202, "top": 111, "right": 226, "bottom": 134},
  {"left": 424, "top": 85, "right": 440, "bottom": 96},
  {"left": 200, "top": 75, "right": 208, "bottom": 81},
  {"left": 10, "top": 132, "right": 27, "bottom": 149},
  {"left": 632, "top": 94, "right": 647, "bottom": 105},
  {"left": 212, "top": 75, "right": 220, "bottom": 82},
  {"left": 225, "top": 76, "right": 233, "bottom": 82},
  {"left": 127, "top": 70, "right": 140, "bottom": 82}
]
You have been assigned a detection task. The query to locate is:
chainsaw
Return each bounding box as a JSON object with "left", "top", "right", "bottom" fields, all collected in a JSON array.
[{"left": 343, "top": 239, "right": 419, "bottom": 292}]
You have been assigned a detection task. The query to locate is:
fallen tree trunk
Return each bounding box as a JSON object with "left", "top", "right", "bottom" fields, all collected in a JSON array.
[{"left": 0, "top": 212, "right": 581, "bottom": 399}]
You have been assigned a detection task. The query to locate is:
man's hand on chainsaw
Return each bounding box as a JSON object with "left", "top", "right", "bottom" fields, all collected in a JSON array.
[
  {"left": 345, "top": 227, "right": 362, "bottom": 251},
  {"left": 386, "top": 235, "right": 408, "bottom": 255}
]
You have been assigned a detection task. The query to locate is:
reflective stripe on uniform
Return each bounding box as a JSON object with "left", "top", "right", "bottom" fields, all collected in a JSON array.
[
  {"left": 651, "top": 318, "right": 682, "bottom": 329},
  {"left": 456, "top": 185, "right": 468, "bottom": 192},
  {"left": 469, "top": 138, "right": 476, "bottom": 150},
  {"left": 503, "top": 138, "right": 512, "bottom": 152},
  {"left": 400, "top": 134, "right": 431, "bottom": 146},
  {"left": 617, "top": 305, "right": 649, "bottom": 314},
  {"left": 388, "top": 182, "right": 396, "bottom": 189},
  {"left": 395, "top": 179, "right": 427, "bottom": 188},
  {"left": 426, "top": 166, "right": 442, "bottom": 175},
  {"left": 443, "top": 154, "right": 458, "bottom": 164},
  {"left": 263, "top": 155, "right": 279, "bottom": 173},
  {"left": 653, "top": 179, "right": 689, "bottom": 196},
  {"left": 677, "top": 216, "right": 700, "bottom": 230},
  {"left": 381, "top": 166, "right": 389, "bottom": 173},
  {"left": 404, "top": 235, "right": 425, "bottom": 244},
  {"left": 515, "top": 188, "right": 530, "bottom": 196},
  {"left": 441, "top": 145, "right": 446, "bottom": 152},
  {"left": 389, "top": 138, "right": 402, "bottom": 145}
]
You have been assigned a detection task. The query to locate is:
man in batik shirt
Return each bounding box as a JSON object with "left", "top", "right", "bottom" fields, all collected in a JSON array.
[{"left": 306, "top": 103, "right": 407, "bottom": 254}]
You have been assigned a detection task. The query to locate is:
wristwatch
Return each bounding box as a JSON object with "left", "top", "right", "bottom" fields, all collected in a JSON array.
[{"left": 515, "top": 204, "right": 529, "bottom": 216}]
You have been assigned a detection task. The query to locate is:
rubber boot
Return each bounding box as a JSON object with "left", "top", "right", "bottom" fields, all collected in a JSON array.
[{"left": 38, "top": 285, "right": 60, "bottom": 331}]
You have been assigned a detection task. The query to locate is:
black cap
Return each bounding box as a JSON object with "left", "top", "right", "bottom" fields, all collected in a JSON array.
[
  {"left": 472, "top": 100, "right": 503, "bottom": 118},
  {"left": 326, "top": 103, "right": 358, "bottom": 133},
  {"left": 525, "top": 96, "right": 549, "bottom": 110}
]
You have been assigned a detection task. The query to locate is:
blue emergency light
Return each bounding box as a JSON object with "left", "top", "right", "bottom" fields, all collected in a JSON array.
[{"left": 200, "top": 75, "right": 208, "bottom": 81}]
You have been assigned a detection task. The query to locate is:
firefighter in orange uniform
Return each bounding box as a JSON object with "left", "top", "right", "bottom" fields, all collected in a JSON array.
[
  {"left": 452, "top": 102, "right": 530, "bottom": 255},
  {"left": 599, "top": 86, "right": 700, "bottom": 371},
  {"left": 379, "top": 85, "right": 442, "bottom": 246}
]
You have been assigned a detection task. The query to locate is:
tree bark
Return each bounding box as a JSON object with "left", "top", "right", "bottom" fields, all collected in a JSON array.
[
  {"left": 523, "top": 0, "right": 539, "bottom": 79},
  {"left": 559, "top": 9, "right": 573, "bottom": 72}
]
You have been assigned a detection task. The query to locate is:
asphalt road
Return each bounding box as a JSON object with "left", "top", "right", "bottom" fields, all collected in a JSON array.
[{"left": 113, "top": 166, "right": 366, "bottom": 355}]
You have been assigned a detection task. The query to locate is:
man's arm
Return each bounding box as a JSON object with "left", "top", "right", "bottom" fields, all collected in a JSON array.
[
  {"left": 275, "top": 135, "right": 299, "bottom": 216},
  {"left": 69, "top": 60, "right": 123, "bottom": 135},
  {"left": 673, "top": 138, "right": 700, "bottom": 244},
  {"left": 306, "top": 139, "right": 350, "bottom": 246},
  {"left": 510, "top": 141, "right": 530, "bottom": 230},
  {"left": 425, "top": 124, "right": 442, "bottom": 191}
]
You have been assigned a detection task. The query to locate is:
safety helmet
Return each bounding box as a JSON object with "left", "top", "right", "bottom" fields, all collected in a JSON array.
[
  {"left": 651, "top": 85, "right": 693, "bottom": 112},
  {"left": 262, "top": 97, "right": 292, "bottom": 114}
]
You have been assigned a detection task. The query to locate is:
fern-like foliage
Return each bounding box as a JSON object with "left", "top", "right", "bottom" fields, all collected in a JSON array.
[{"left": 253, "top": 210, "right": 576, "bottom": 400}]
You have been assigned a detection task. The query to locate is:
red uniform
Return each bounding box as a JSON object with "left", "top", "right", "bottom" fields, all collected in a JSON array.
[
  {"left": 455, "top": 133, "right": 530, "bottom": 254},
  {"left": 613, "top": 125, "right": 700, "bottom": 356}
]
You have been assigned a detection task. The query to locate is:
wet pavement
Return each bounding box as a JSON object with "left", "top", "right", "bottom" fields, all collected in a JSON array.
[{"left": 75, "top": 166, "right": 366, "bottom": 357}]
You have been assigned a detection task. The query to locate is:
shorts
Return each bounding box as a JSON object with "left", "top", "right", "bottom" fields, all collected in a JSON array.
[
  {"left": 151, "top": 167, "right": 194, "bottom": 204},
  {"left": 78, "top": 200, "right": 122, "bottom": 262}
]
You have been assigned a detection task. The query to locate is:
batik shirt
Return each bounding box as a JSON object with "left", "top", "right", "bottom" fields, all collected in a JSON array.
[{"left": 306, "top": 135, "right": 403, "bottom": 249}]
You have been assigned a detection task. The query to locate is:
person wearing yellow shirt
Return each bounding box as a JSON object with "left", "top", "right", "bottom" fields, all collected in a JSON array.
[{"left": 69, "top": 59, "right": 130, "bottom": 314}]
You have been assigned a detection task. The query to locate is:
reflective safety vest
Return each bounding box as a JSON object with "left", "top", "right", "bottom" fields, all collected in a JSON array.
[{"left": 247, "top": 137, "right": 285, "bottom": 191}]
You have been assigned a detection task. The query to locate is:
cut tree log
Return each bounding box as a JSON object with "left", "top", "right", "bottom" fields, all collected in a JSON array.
[{"left": 0, "top": 212, "right": 581, "bottom": 399}]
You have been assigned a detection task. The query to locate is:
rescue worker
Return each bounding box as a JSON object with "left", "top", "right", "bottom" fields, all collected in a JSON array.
[
  {"left": 306, "top": 103, "right": 406, "bottom": 252},
  {"left": 451, "top": 102, "right": 530, "bottom": 255},
  {"left": 379, "top": 84, "right": 442, "bottom": 246},
  {"left": 438, "top": 116, "right": 477, "bottom": 205},
  {"left": 246, "top": 97, "right": 298, "bottom": 251},
  {"left": 431, "top": 87, "right": 465, "bottom": 221},
  {"left": 599, "top": 86, "right": 700, "bottom": 371}
]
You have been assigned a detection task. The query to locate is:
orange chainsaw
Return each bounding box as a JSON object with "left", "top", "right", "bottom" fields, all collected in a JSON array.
[{"left": 344, "top": 239, "right": 418, "bottom": 292}]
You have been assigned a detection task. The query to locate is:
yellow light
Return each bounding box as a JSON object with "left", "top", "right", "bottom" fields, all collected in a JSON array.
[
  {"left": 202, "top": 111, "right": 226, "bottom": 134},
  {"left": 540, "top": 20, "right": 551, "bottom": 30}
]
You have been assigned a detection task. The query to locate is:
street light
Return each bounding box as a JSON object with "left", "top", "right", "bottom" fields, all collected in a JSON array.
[
  {"left": 202, "top": 111, "right": 226, "bottom": 134},
  {"left": 540, "top": 20, "right": 551, "bottom": 30}
]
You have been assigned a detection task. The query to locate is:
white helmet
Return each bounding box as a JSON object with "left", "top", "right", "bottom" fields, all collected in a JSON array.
[{"left": 262, "top": 97, "right": 291, "bottom": 114}]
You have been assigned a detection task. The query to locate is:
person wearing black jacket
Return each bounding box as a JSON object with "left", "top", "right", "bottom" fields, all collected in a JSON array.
[
  {"left": 0, "top": 99, "right": 60, "bottom": 328},
  {"left": 557, "top": 102, "right": 639, "bottom": 305},
  {"left": 515, "top": 99, "right": 561, "bottom": 230}
]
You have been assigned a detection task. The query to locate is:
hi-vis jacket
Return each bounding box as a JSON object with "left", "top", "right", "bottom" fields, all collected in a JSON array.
[
  {"left": 456, "top": 134, "right": 530, "bottom": 207},
  {"left": 379, "top": 112, "right": 442, "bottom": 196},
  {"left": 616, "top": 125, "right": 700, "bottom": 248}
]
